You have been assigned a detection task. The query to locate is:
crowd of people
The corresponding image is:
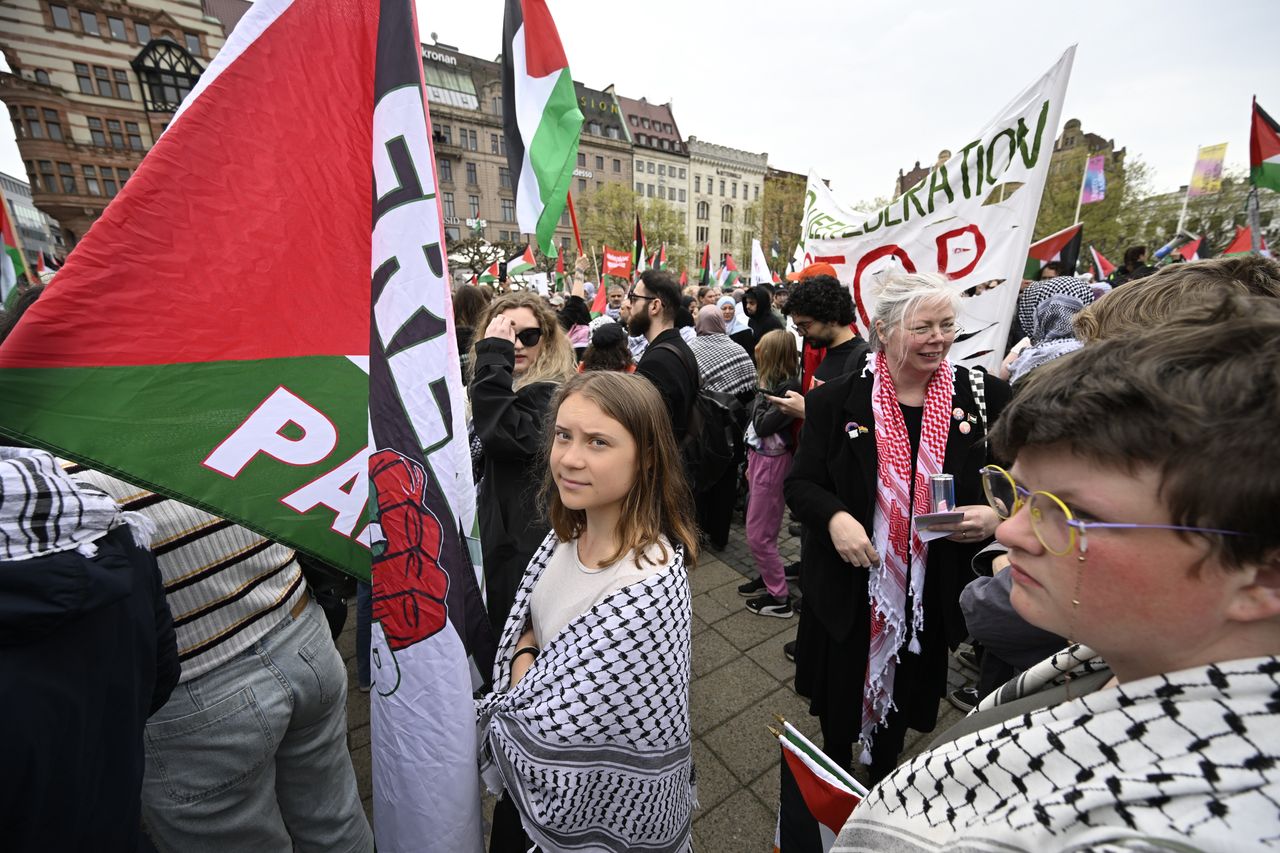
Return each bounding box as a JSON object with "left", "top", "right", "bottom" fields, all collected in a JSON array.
[{"left": 3, "top": 250, "right": 1279, "bottom": 852}]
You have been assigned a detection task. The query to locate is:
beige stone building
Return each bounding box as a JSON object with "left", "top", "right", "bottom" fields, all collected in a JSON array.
[
  {"left": 687, "top": 137, "right": 767, "bottom": 268},
  {"left": 1, "top": 0, "right": 247, "bottom": 245},
  {"left": 616, "top": 95, "right": 688, "bottom": 228}
]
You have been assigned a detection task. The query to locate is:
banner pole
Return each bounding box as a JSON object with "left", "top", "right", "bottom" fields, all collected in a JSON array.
[
  {"left": 566, "top": 191, "right": 585, "bottom": 257},
  {"left": 1177, "top": 143, "right": 1197, "bottom": 235},
  {"left": 1072, "top": 153, "right": 1089, "bottom": 225}
]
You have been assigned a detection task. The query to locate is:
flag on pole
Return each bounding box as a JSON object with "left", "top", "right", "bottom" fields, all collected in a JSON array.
[
  {"left": 506, "top": 243, "right": 536, "bottom": 275},
  {"left": 751, "top": 238, "right": 772, "bottom": 285},
  {"left": 0, "top": 0, "right": 494, "bottom": 849},
  {"left": 718, "top": 253, "right": 740, "bottom": 288},
  {"left": 1223, "top": 226, "right": 1268, "bottom": 255},
  {"left": 679, "top": 269, "right": 687, "bottom": 286},
  {"left": 1080, "top": 154, "right": 1106, "bottom": 205},
  {"left": 602, "top": 244, "right": 632, "bottom": 279},
  {"left": 0, "top": 189, "right": 27, "bottom": 308},
  {"left": 651, "top": 242, "right": 666, "bottom": 271},
  {"left": 699, "top": 243, "right": 711, "bottom": 287},
  {"left": 478, "top": 259, "right": 500, "bottom": 283},
  {"left": 1250, "top": 98, "right": 1280, "bottom": 193},
  {"left": 1188, "top": 143, "right": 1229, "bottom": 198},
  {"left": 501, "top": 0, "right": 583, "bottom": 255},
  {"left": 773, "top": 720, "right": 867, "bottom": 853},
  {"left": 632, "top": 214, "right": 646, "bottom": 274},
  {"left": 1089, "top": 245, "right": 1116, "bottom": 281},
  {"left": 1025, "top": 223, "right": 1082, "bottom": 278},
  {"left": 554, "top": 246, "right": 566, "bottom": 291},
  {"left": 1176, "top": 236, "right": 1202, "bottom": 262}
]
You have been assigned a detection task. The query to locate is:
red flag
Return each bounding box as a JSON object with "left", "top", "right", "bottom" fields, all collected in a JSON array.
[
  {"left": 1089, "top": 245, "right": 1115, "bottom": 280},
  {"left": 602, "top": 244, "right": 632, "bottom": 278},
  {"left": 1223, "top": 226, "right": 1267, "bottom": 255},
  {"left": 1176, "top": 237, "right": 1202, "bottom": 262},
  {"left": 679, "top": 269, "right": 687, "bottom": 286},
  {"left": 590, "top": 280, "right": 608, "bottom": 314}
]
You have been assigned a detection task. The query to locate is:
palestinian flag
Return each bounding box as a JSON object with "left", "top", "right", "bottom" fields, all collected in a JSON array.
[
  {"left": 1025, "top": 222, "right": 1082, "bottom": 278},
  {"left": 699, "top": 243, "right": 711, "bottom": 286},
  {"left": 1089, "top": 245, "right": 1115, "bottom": 281},
  {"left": 718, "top": 253, "right": 740, "bottom": 288},
  {"left": 650, "top": 242, "right": 666, "bottom": 271},
  {"left": 554, "top": 246, "right": 566, "bottom": 291},
  {"left": 1176, "top": 236, "right": 1202, "bottom": 262},
  {"left": 1223, "top": 226, "right": 1268, "bottom": 255},
  {"left": 507, "top": 243, "right": 536, "bottom": 275},
  {"left": 478, "top": 259, "right": 500, "bottom": 283},
  {"left": 1250, "top": 98, "right": 1280, "bottom": 193},
  {"left": 632, "top": 214, "right": 646, "bottom": 273},
  {"left": 0, "top": 1, "right": 494, "bottom": 849},
  {"left": 773, "top": 721, "right": 866, "bottom": 853},
  {"left": 0, "top": 190, "right": 27, "bottom": 308},
  {"left": 502, "top": 0, "right": 583, "bottom": 256}
]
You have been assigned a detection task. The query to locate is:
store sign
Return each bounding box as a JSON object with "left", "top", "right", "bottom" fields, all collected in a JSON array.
[{"left": 572, "top": 168, "right": 593, "bottom": 179}]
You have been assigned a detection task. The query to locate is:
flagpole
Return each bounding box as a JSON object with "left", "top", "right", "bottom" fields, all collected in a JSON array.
[
  {"left": 1072, "top": 153, "right": 1089, "bottom": 225},
  {"left": 565, "top": 191, "right": 584, "bottom": 257},
  {"left": 1177, "top": 143, "right": 1197, "bottom": 235},
  {"left": 1248, "top": 186, "right": 1262, "bottom": 254}
]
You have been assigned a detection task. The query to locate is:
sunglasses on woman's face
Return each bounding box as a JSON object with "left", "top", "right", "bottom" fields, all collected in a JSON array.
[{"left": 514, "top": 327, "right": 543, "bottom": 347}]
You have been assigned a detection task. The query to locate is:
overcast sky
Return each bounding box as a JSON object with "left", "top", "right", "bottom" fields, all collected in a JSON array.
[{"left": 3, "top": 0, "right": 1277, "bottom": 206}]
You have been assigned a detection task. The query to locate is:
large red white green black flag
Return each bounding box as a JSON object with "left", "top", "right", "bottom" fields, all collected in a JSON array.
[{"left": 0, "top": 0, "right": 493, "bottom": 848}]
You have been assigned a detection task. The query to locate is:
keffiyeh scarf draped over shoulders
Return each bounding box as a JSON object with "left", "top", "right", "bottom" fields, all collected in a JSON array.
[
  {"left": 0, "top": 447, "right": 154, "bottom": 561},
  {"left": 835, "top": 646, "right": 1280, "bottom": 852},
  {"left": 476, "top": 532, "right": 695, "bottom": 853},
  {"left": 1008, "top": 293, "right": 1086, "bottom": 384}
]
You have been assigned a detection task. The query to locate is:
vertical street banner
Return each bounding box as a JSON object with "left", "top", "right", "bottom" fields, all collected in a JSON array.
[
  {"left": 1188, "top": 143, "right": 1229, "bottom": 197},
  {"left": 0, "top": 0, "right": 494, "bottom": 850},
  {"left": 1081, "top": 154, "right": 1107, "bottom": 204},
  {"left": 796, "top": 47, "right": 1076, "bottom": 372}
]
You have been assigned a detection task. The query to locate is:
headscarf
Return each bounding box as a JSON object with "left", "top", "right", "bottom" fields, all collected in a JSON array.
[
  {"left": 695, "top": 304, "right": 727, "bottom": 336},
  {"left": 1008, "top": 294, "right": 1085, "bottom": 384},
  {"left": 745, "top": 285, "right": 784, "bottom": 339},
  {"left": 717, "top": 296, "right": 748, "bottom": 335},
  {"left": 1017, "top": 276, "right": 1093, "bottom": 345}
]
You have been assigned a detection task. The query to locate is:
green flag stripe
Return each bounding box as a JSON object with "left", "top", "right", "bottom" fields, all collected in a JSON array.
[
  {"left": 0, "top": 357, "right": 371, "bottom": 576},
  {"left": 529, "top": 68, "right": 583, "bottom": 254}
]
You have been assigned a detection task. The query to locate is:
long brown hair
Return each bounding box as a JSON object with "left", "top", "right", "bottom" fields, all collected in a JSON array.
[
  {"left": 754, "top": 329, "right": 799, "bottom": 390},
  {"left": 470, "top": 291, "right": 576, "bottom": 390},
  {"left": 541, "top": 372, "right": 699, "bottom": 568}
]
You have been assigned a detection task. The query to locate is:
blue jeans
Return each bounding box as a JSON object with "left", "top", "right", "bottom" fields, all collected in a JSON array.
[{"left": 140, "top": 597, "right": 373, "bottom": 853}]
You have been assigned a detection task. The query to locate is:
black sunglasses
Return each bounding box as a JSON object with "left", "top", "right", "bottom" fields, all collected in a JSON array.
[{"left": 514, "top": 327, "right": 544, "bottom": 347}]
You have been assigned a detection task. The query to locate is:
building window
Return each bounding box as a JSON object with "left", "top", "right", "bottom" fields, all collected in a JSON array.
[
  {"left": 499, "top": 166, "right": 511, "bottom": 188},
  {"left": 754, "top": 185, "right": 760, "bottom": 201},
  {"left": 744, "top": 207, "right": 756, "bottom": 225},
  {"left": 107, "top": 119, "right": 125, "bottom": 148},
  {"left": 588, "top": 120, "right": 601, "bottom": 135},
  {"left": 637, "top": 133, "right": 646, "bottom": 145},
  {"left": 594, "top": 155, "right": 603, "bottom": 170},
  {"left": 42, "top": 109, "right": 63, "bottom": 141},
  {"left": 38, "top": 161, "right": 56, "bottom": 193},
  {"left": 465, "top": 162, "right": 477, "bottom": 184},
  {"left": 442, "top": 192, "right": 455, "bottom": 217},
  {"left": 629, "top": 115, "right": 638, "bottom": 125},
  {"left": 719, "top": 180, "right": 725, "bottom": 196},
  {"left": 694, "top": 176, "right": 700, "bottom": 193},
  {"left": 135, "top": 21, "right": 151, "bottom": 43},
  {"left": 646, "top": 162, "right": 655, "bottom": 174},
  {"left": 20, "top": 106, "right": 45, "bottom": 139},
  {"left": 87, "top": 117, "right": 106, "bottom": 145},
  {"left": 75, "top": 63, "right": 93, "bottom": 95},
  {"left": 94, "top": 66, "right": 113, "bottom": 97},
  {"left": 635, "top": 182, "right": 643, "bottom": 193},
  {"left": 658, "top": 164, "right": 666, "bottom": 177},
  {"left": 492, "top": 96, "right": 502, "bottom": 114},
  {"left": 125, "top": 121, "right": 143, "bottom": 149},
  {"left": 578, "top": 177, "right": 587, "bottom": 193},
  {"left": 438, "top": 158, "right": 452, "bottom": 182},
  {"left": 722, "top": 205, "right": 733, "bottom": 222},
  {"left": 132, "top": 41, "right": 202, "bottom": 112},
  {"left": 184, "top": 32, "right": 200, "bottom": 55},
  {"left": 465, "top": 129, "right": 477, "bottom": 150},
  {"left": 660, "top": 139, "right": 670, "bottom": 150},
  {"left": 646, "top": 184, "right": 654, "bottom": 198},
  {"left": 501, "top": 198, "right": 515, "bottom": 222},
  {"left": 35, "top": 69, "right": 51, "bottom": 85},
  {"left": 58, "top": 162, "right": 77, "bottom": 194},
  {"left": 80, "top": 10, "right": 100, "bottom": 35},
  {"left": 679, "top": 167, "right": 686, "bottom": 179},
  {"left": 577, "top": 152, "right": 586, "bottom": 167},
  {"left": 696, "top": 226, "right": 708, "bottom": 243},
  {"left": 732, "top": 182, "right": 737, "bottom": 199},
  {"left": 612, "top": 158, "right": 621, "bottom": 172},
  {"left": 438, "top": 125, "right": 452, "bottom": 145},
  {"left": 697, "top": 201, "right": 709, "bottom": 220},
  {"left": 116, "top": 167, "right": 130, "bottom": 184},
  {"left": 82, "top": 165, "right": 101, "bottom": 196},
  {"left": 560, "top": 209, "right": 570, "bottom": 226},
  {"left": 722, "top": 228, "right": 732, "bottom": 245},
  {"left": 678, "top": 189, "right": 686, "bottom": 202},
  {"left": 445, "top": 226, "right": 460, "bottom": 242},
  {"left": 607, "top": 126, "right": 619, "bottom": 139},
  {"left": 468, "top": 195, "right": 479, "bottom": 217},
  {"left": 107, "top": 16, "right": 126, "bottom": 39},
  {"left": 102, "top": 169, "right": 118, "bottom": 197},
  {"left": 113, "top": 69, "right": 131, "bottom": 100},
  {"left": 641, "top": 118, "right": 650, "bottom": 129},
  {"left": 490, "top": 132, "right": 499, "bottom": 154},
  {"left": 635, "top": 159, "right": 643, "bottom": 170},
  {"left": 50, "top": 4, "right": 71, "bottom": 29}
]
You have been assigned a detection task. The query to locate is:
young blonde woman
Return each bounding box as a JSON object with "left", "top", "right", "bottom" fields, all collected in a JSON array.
[
  {"left": 739, "top": 329, "right": 803, "bottom": 618},
  {"left": 477, "top": 372, "right": 699, "bottom": 852},
  {"left": 470, "top": 291, "right": 577, "bottom": 638}
]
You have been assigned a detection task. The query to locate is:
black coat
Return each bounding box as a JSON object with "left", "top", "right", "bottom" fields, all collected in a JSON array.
[
  {"left": 0, "top": 526, "right": 178, "bottom": 852},
  {"left": 636, "top": 328, "right": 697, "bottom": 442},
  {"left": 785, "top": 365, "right": 1010, "bottom": 730},
  {"left": 471, "top": 338, "right": 560, "bottom": 638}
]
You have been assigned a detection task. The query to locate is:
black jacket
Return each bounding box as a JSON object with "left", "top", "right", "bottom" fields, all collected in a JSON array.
[
  {"left": 636, "top": 328, "right": 697, "bottom": 442},
  {"left": 785, "top": 366, "right": 1010, "bottom": 647},
  {"left": 0, "top": 525, "right": 178, "bottom": 852},
  {"left": 746, "top": 285, "right": 784, "bottom": 340},
  {"left": 471, "top": 337, "right": 560, "bottom": 637}
]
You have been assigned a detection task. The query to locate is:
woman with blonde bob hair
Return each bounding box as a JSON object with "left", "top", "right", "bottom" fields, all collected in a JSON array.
[
  {"left": 477, "top": 372, "right": 698, "bottom": 853},
  {"left": 785, "top": 271, "right": 1012, "bottom": 782},
  {"left": 470, "top": 290, "right": 577, "bottom": 638}
]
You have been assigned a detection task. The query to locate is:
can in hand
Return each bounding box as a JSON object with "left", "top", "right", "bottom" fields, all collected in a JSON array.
[{"left": 930, "top": 474, "right": 955, "bottom": 513}]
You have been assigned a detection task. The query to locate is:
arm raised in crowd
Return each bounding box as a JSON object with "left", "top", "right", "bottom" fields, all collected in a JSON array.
[{"left": 470, "top": 338, "right": 557, "bottom": 460}]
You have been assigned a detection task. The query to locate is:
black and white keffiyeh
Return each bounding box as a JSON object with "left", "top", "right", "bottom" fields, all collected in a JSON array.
[
  {"left": 835, "top": 649, "right": 1280, "bottom": 852},
  {"left": 476, "top": 533, "right": 695, "bottom": 852},
  {"left": 0, "top": 447, "right": 153, "bottom": 561}
]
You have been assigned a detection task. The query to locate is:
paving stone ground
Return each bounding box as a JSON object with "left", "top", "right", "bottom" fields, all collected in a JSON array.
[{"left": 336, "top": 509, "right": 973, "bottom": 851}]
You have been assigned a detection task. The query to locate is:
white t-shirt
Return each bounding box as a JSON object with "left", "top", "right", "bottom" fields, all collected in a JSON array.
[{"left": 530, "top": 536, "right": 671, "bottom": 647}]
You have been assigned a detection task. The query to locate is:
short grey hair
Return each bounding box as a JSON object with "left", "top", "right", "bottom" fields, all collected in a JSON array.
[{"left": 869, "top": 272, "right": 961, "bottom": 351}]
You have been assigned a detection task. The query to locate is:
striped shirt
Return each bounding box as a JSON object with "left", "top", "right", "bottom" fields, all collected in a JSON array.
[
  {"left": 69, "top": 466, "right": 305, "bottom": 682},
  {"left": 689, "top": 333, "right": 758, "bottom": 396}
]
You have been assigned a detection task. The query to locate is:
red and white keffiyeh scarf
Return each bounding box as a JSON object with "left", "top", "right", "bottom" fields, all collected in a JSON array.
[{"left": 861, "top": 351, "right": 954, "bottom": 762}]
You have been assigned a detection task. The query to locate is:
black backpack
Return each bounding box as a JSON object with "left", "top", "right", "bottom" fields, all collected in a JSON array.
[{"left": 654, "top": 341, "right": 747, "bottom": 493}]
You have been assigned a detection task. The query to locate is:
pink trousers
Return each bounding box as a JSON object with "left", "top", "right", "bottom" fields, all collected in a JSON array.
[{"left": 746, "top": 448, "right": 793, "bottom": 599}]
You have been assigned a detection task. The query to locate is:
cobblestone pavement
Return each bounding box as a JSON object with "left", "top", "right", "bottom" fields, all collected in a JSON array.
[{"left": 336, "top": 509, "right": 972, "bottom": 851}]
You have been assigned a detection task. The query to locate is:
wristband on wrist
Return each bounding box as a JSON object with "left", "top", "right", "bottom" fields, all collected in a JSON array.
[{"left": 512, "top": 646, "right": 539, "bottom": 664}]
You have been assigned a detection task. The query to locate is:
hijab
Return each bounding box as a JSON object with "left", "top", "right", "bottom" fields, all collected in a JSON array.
[{"left": 695, "top": 304, "right": 727, "bottom": 336}]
